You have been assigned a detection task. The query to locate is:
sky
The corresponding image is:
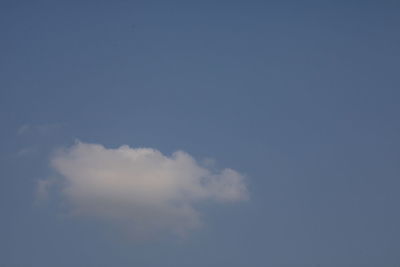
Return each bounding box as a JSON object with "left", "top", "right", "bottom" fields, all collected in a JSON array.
[{"left": 1, "top": 1, "right": 400, "bottom": 266}]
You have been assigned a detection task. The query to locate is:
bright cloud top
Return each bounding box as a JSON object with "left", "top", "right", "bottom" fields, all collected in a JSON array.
[{"left": 46, "top": 142, "right": 248, "bottom": 237}]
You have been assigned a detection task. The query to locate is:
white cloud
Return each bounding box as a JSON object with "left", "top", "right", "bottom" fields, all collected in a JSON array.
[
  {"left": 17, "top": 124, "right": 31, "bottom": 135},
  {"left": 17, "top": 123, "right": 65, "bottom": 136},
  {"left": 16, "top": 147, "right": 36, "bottom": 157},
  {"left": 35, "top": 179, "right": 53, "bottom": 203},
  {"left": 44, "top": 142, "right": 248, "bottom": 238}
]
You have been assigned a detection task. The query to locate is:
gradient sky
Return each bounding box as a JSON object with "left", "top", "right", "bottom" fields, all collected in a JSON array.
[{"left": 1, "top": 1, "right": 400, "bottom": 266}]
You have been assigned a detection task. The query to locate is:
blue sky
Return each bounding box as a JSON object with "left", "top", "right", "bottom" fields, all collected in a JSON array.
[{"left": 1, "top": 1, "right": 400, "bottom": 266}]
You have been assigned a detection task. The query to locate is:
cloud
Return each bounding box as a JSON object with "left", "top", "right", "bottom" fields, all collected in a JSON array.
[
  {"left": 35, "top": 179, "right": 53, "bottom": 203},
  {"left": 16, "top": 147, "right": 36, "bottom": 157},
  {"left": 17, "top": 123, "right": 65, "bottom": 136},
  {"left": 17, "top": 124, "right": 31, "bottom": 135},
  {"left": 44, "top": 142, "right": 248, "bottom": 238}
]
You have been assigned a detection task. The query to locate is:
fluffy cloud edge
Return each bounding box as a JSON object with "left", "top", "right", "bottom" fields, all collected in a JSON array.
[{"left": 41, "top": 141, "right": 249, "bottom": 238}]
